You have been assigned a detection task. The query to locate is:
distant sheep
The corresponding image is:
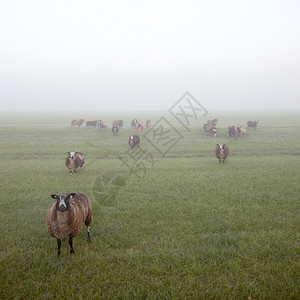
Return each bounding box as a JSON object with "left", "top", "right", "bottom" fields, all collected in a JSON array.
[
  {"left": 99, "top": 120, "right": 108, "bottom": 129},
  {"left": 145, "top": 119, "right": 152, "bottom": 127},
  {"left": 86, "top": 120, "right": 101, "bottom": 127},
  {"left": 203, "top": 123, "right": 217, "bottom": 137},
  {"left": 227, "top": 124, "right": 236, "bottom": 137},
  {"left": 247, "top": 120, "right": 258, "bottom": 130},
  {"left": 71, "top": 119, "right": 84, "bottom": 128},
  {"left": 227, "top": 124, "right": 246, "bottom": 138},
  {"left": 215, "top": 144, "right": 229, "bottom": 164},
  {"left": 113, "top": 120, "right": 124, "bottom": 128},
  {"left": 131, "top": 119, "right": 139, "bottom": 128},
  {"left": 206, "top": 118, "right": 218, "bottom": 126},
  {"left": 128, "top": 135, "right": 140, "bottom": 148},
  {"left": 235, "top": 126, "right": 247, "bottom": 138},
  {"left": 46, "top": 192, "right": 93, "bottom": 255},
  {"left": 136, "top": 122, "right": 144, "bottom": 132},
  {"left": 112, "top": 124, "right": 119, "bottom": 136},
  {"left": 65, "top": 152, "right": 84, "bottom": 174}
]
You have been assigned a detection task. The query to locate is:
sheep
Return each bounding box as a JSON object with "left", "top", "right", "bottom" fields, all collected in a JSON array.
[
  {"left": 145, "top": 119, "right": 152, "bottom": 127},
  {"left": 128, "top": 135, "right": 140, "bottom": 148},
  {"left": 235, "top": 126, "right": 247, "bottom": 138},
  {"left": 206, "top": 118, "right": 218, "bottom": 126},
  {"left": 247, "top": 120, "right": 258, "bottom": 129},
  {"left": 215, "top": 144, "right": 229, "bottom": 164},
  {"left": 46, "top": 192, "right": 93, "bottom": 255},
  {"left": 136, "top": 122, "right": 144, "bottom": 132},
  {"left": 131, "top": 119, "right": 139, "bottom": 128},
  {"left": 65, "top": 152, "right": 84, "bottom": 174},
  {"left": 112, "top": 124, "right": 119, "bottom": 136},
  {"left": 71, "top": 119, "right": 84, "bottom": 127}
]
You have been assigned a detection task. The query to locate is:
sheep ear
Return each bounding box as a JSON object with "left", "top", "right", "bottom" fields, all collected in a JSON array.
[
  {"left": 69, "top": 193, "right": 76, "bottom": 199},
  {"left": 51, "top": 194, "right": 58, "bottom": 199},
  {"left": 67, "top": 152, "right": 70, "bottom": 155}
]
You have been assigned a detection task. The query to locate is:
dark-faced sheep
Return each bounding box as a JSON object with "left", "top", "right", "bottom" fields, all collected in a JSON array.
[
  {"left": 65, "top": 152, "right": 84, "bottom": 174},
  {"left": 215, "top": 144, "right": 229, "bottom": 164},
  {"left": 46, "top": 192, "right": 92, "bottom": 255},
  {"left": 112, "top": 124, "right": 119, "bottom": 136},
  {"left": 128, "top": 135, "right": 140, "bottom": 148}
]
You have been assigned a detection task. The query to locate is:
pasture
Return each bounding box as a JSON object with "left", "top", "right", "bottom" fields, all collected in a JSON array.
[{"left": 0, "top": 111, "right": 299, "bottom": 299}]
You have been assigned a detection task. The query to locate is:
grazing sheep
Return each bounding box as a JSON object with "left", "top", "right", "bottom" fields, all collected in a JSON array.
[
  {"left": 247, "top": 120, "right": 258, "bottom": 129},
  {"left": 99, "top": 120, "right": 108, "bottom": 130},
  {"left": 128, "top": 135, "right": 140, "bottom": 148},
  {"left": 65, "top": 152, "right": 84, "bottom": 174},
  {"left": 46, "top": 192, "right": 93, "bottom": 255},
  {"left": 215, "top": 144, "right": 229, "bottom": 164},
  {"left": 71, "top": 119, "right": 84, "bottom": 128},
  {"left": 86, "top": 120, "right": 101, "bottom": 127}
]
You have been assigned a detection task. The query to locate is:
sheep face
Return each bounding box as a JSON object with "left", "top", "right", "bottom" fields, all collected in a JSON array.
[
  {"left": 68, "top": 152, "right": 76, "bottom": 160},
  {"left": 216, "top": 144, "right": 225, "bottom": 151},
  {"left": 51, "top": 193, "right": 76, "bottom": 212}
]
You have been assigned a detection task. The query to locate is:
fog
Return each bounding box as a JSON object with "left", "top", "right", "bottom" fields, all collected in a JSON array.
[{"left": 1, "top": 0, "right": 299, "bottom": 112}]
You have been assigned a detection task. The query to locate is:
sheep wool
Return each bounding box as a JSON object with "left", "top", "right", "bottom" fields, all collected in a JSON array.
[{"left": 46, "top": 192, "right": 92, "bottom": 255}]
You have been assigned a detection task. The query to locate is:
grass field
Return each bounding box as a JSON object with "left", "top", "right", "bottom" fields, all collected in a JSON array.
[{"left": 0, "top": 111, "right": 299, "bottom": 299}]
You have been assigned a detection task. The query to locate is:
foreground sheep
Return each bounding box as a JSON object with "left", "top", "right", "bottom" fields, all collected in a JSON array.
[
  {"left": 46, "top": 192, "right": 93, "bottom": 255},
  {"left": 215, "top": 144, "right": 229, "bottom": 164},
  {"left": 65, "top": 152, "right": 84, "bottom": 174}
]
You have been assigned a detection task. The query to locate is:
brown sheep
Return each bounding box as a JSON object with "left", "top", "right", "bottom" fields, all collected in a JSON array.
[
  {"left": 112, "top": 124, "right": 119, "bottom": 136},
  {"left": 247, "top": 120, "right": 258, "bottom": 129},
  {"left": 215, "top": 144, "right": 229, "bottom": 164},
  {"left": 65, "top": 152, "right": 84, "bottom": 174},
  {"left": 46, "top": 192, "right": 93, "bottom": 255},
  {"left": 128, "top": 135, "right": 140, "bottom": 148},
  {"left": 71, "top": 119, "right": 84, "bottom": 127}
]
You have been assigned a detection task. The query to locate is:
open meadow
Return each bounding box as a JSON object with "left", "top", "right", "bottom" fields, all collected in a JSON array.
[{"left": 0, "top": 111, "right": 299, "bottom": 299}]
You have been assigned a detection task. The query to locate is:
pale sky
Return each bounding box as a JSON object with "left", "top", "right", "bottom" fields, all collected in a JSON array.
[{"left": 0, "top": 0, "right": 299, "bottom": 112}]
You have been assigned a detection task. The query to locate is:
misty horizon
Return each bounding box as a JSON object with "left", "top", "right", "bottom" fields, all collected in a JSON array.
[{"left": 1, "top": 1, "right": 299, "bottom": 112}]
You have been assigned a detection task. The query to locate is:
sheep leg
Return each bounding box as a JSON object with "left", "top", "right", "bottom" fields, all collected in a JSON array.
[
  {"left": 69, "top": 236, "right": 74, "bottom": 254},
  {"left": 86, "top": 225, "right": 92, "bottom": 243},
  {"left": 219, "top": 159, "right": 221, "bottom": 164},
  {"left": 57, "top": 239, "right": 62, "bottom": 256}
]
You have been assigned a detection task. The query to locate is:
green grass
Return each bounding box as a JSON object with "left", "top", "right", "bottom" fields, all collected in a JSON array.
[{"left": 0, "top": 111, "right": 299, "bottom": 299}]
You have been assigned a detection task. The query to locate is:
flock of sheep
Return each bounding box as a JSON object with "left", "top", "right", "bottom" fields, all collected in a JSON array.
[
  {"left": 46, "top": 117, "right": 258, "bottom": 255},
  {"left": 203, "top": 118, "right": 258, "bottom": 138}
]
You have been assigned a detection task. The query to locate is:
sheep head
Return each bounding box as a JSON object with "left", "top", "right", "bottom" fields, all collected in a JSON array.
[{"left": 51, "top": 193, "right": 76, "bottom": 212}]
